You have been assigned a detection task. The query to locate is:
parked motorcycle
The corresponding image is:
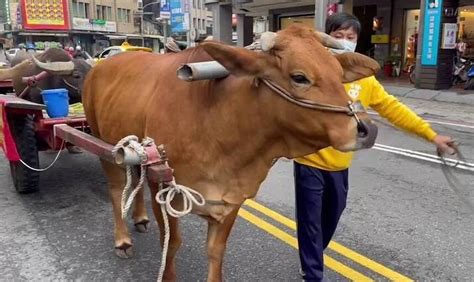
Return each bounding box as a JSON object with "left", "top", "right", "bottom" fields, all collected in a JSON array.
[
  {"left": 465, "top": 63, "right": 474, "bottom": 90},
  {"left": 452, "top": 56, "right": 473, "bottom": 86}
]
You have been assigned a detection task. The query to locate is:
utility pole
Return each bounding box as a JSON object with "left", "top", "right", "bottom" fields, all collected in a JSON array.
[
  {"left": 314, "top": 0, "right": 328, "bottom": 32},
  {"left": 186, "top": 0, "right": 191, "bottom": 48},
  {"left": 138, "top": 0, "right": 161, "bottom": 47}
]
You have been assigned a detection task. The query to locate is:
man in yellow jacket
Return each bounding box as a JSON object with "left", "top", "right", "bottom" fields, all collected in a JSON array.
[{"left": 295, "top": 13, "right": 454, "bottom": 281}]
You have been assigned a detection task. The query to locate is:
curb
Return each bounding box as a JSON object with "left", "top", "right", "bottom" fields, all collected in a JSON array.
[{"left": 383, "top": 85, "right": 474, "bottom": 106}]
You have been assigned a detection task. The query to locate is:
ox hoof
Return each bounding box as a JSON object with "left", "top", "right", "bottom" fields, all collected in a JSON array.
[
  {"left": 134, "top": 220, "right": 150, "bottom": 233},
  {"left": 67, "top": 146, "right": 83, "bottom": 154},
  {"left": 115, "top": 243, "right": 134, "bottom": 258}
]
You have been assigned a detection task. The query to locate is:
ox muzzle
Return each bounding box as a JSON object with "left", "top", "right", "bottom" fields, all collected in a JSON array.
[{"left": 349, "top": 102, "right": 378, "bottom": 150}]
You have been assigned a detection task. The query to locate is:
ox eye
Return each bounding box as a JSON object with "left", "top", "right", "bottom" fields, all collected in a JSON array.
[{"left": 291, "top": 74, "right": 310, "bottom": 85}]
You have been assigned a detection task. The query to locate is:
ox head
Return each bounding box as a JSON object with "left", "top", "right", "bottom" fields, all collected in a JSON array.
[
  {"left": 31, "top": 54, "right": 92, "bottom": 99},
  {"left": 200, "top": 24, "right": 379, "bottom": 154}
]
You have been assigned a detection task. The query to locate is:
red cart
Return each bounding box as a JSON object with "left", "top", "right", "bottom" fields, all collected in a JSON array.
[
  {"left": 0, "top": 79, "right": 14, "bottom": 94},
  {"left": 0, "top": 94, "right": 172, "bottom": 193}
]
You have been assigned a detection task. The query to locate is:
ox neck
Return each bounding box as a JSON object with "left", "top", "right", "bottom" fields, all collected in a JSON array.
[{"left": 202, "top": 76, "right": 310, "bottom": 167}]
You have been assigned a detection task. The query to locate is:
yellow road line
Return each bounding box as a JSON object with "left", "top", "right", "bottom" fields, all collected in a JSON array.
[
  {"left": 244, "top": 199, "right": 414, "bottom": 282},
  {"left": 244, "top": 199, "right": 296, "bottom": 230},
  {"left": 238, "top": 208, "right": 374, "bottom": 282}
]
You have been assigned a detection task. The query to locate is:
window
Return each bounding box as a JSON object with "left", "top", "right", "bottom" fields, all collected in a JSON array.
[
  {"left": 84, "top": 3, "right": 89, "bottom": 18},
  {"left": 97, "top": 5, "right": 112, "bottom": 20},
  {"left": 107, "top": 6, "right": 112, "bottom": 20},
  {"left": 72, "top": 0, "right": 89, "bottom": 18},
  {"left": 117, "top": 8, "right": 131, "bottom": 23}
]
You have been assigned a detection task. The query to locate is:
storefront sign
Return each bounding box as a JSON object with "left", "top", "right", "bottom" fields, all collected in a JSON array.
[
  {"left": 327, "top": 4, "right": 338, "bottom": 16},
  {"left": 160, "top": 0, "right": 171, "bottom": 20},
  {"left": 371, "top": 34, "right": 389, "bottom": 44},
  {"left": 441, "top": 23, "right": 457, "bottom": 49},
  {"left": 170, "top": 0, "right": 185, "bottom": 32},
  {"left": 421, "top": 0, "right": 443, "bottom": 65},
  {"left": 34, "top": 41, "right": 62, "bottom": 50},
  {"left": 72, "top": 18, "right": 117, "bottom": 33},
  {"left": 20, "top": 0, "right": 69, "bottom": 30}
]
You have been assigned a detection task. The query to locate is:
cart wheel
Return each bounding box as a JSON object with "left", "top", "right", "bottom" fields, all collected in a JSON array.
[{"left": 9, "top": 115, "right": 40, "bottom": 193}]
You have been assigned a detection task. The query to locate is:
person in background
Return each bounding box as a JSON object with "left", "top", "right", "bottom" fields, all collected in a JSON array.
[
  {"left": 164, "top": 37, "right": 181, "bottom": 53},
  {"left": 73, "top": 45, "right": 88, "bottom": 59},
  {"left": 294, "top": 12, "right": 455, "bottom": 282},
  {"left": 65, "top": 46, "right": 74, "bottom": 58}
]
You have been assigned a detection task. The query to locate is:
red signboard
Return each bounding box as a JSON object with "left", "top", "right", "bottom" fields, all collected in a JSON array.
[
  {"left": 20, "top": 0, "right": 70, "bottom": 30},
  {"left": 327, "top": 4, "right": 338, "bottom": 16}
]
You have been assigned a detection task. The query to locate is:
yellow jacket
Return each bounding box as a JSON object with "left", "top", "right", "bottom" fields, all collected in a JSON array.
[{"left": 295, "top": 76, "right": 437, "bottom": 171}]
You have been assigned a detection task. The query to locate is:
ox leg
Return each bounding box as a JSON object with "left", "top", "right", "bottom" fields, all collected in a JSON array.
[
  {"left": 149, "top": 181, "right": 181, "bottom": 281},
  {"left": 100, "top": 160, "right": 134, "bottom": 258},
  {"left": 206, "top": 207, "right": 239, "bottom": 282},
  {"left": 132, "top": 169, "right": 150, "bottom": 233}
]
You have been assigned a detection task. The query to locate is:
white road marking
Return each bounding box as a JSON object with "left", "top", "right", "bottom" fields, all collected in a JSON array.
[
  {"left": 367, "top": 112, "right": 474, "bottom": 130},
  {"left": 373, "top": 143, "right": 474, "bottom": 172}
]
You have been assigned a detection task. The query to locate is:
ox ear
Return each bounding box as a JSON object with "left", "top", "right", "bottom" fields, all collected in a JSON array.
[
  {"left": 334, "top": 52, "right": 381, "bottom": 83},
  {"left": 200, "top": 42, "right": 267, "bottom": 76}
]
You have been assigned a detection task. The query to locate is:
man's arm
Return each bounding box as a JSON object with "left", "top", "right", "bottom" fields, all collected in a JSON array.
[{"left": 368, "top": 77, "right": 454, "bottom": 154}]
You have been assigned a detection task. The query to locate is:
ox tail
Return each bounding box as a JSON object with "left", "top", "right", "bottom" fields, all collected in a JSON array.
[{"left": 0, "top": 60, "right": 34, "bottom": 81}]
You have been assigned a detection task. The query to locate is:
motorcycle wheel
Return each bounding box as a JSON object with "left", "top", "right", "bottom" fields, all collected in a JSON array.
[{"left": 465, "top": 78, "right": 474, "bottom": 90}]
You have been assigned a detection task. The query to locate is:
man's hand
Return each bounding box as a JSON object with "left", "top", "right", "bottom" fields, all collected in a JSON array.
[{"left": 433, "top": 135, "right": 456, "bottom": 155}]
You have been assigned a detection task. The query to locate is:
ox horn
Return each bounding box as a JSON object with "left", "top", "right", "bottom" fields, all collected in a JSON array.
[
  {"left": 316, "top": 31, "right": 345, "bottom": 50},
  {"left": 32, "top": 55, "right": 75, "bottom": 75},
  {"left": 260, "top": 32, "right": 278, "bottom": 52},
  {"left": 0, "top": 60, "right": 34, "bottom": 81}
]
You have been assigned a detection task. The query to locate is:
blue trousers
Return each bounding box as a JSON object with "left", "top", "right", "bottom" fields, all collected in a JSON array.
[{"left": 294, "top": 162, "right": 349, "bottom": 281}]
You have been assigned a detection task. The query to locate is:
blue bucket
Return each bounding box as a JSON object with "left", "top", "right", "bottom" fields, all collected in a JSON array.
[{"left": 41, "top": 88, "right": 70, "bottom": 118}]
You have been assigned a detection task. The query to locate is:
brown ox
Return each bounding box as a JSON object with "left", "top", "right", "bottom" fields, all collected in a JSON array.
[{"left": 82, "top": 25, "right": 379, "bottom": 281}]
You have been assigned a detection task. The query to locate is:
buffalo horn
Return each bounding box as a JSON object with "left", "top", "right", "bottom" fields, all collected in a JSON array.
[
  {"left": 32, "top": 56, "right": 75, "bottom": 75},
  {"left": 315, "top": 31, "right": 345, "bottom": 50}
]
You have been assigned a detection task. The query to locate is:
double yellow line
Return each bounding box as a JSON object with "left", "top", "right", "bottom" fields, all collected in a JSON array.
[{"left": 238, "top": 199, "right": 413, "bottom": 281}]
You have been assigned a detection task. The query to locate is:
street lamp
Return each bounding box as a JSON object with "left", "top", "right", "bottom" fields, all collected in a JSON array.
[{"left": 138, "top": 0, "right": 160, "bottom": 46}]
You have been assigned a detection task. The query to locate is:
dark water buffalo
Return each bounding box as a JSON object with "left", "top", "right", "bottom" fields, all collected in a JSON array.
[{"left": 0, "top": 48, "right": 92, "bottom": 104}]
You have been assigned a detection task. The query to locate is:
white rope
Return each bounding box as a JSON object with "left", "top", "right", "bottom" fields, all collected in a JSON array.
[
  {"left": 19, "top": 140, "right": 65, "bottom": 172},
  {"left": 157, "top": 182, "right": 170, "bottom": 282},
  {"left": 112, "top": 135, "right": 206, "bottom": 282},
  {"left": 155, "top": 177, "right": 206, "bottom": 218},
  {"left": 111, "top": 136, "right": 149, "bottom": 219},
  {"left": 155, "top": 176, "right": 205, "bottom": 282}
]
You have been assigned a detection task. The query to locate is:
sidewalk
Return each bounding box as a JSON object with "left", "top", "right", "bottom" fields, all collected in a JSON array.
[{"left": 379, "top": 76, "right": 474, "bottom": 106}]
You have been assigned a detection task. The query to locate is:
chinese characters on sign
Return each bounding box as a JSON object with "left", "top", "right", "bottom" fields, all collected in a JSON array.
[
  {"left": 20, "top": 0, "right": 70, "bottom": 30},
  {"left": 421, "top": 0, "right": 443, "bottom": 65},
  {"left": 170, "top": 0, "right": 186, "bottom": 33}
]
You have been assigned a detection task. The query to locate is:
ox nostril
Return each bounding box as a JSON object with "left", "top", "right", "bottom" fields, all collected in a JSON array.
[{"left": 357, "top": 120, "right": 369, "bottom": 138}]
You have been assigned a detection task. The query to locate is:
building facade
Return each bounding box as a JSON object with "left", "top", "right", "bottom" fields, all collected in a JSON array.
[
  {"left": 0, "top": 0, "right": 211, "bottom": 54},
  {"left": 208, "top": 0, "right": 474, "bottom": 90}
]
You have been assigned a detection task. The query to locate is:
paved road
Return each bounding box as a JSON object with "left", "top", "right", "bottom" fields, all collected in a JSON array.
[{"left": 0, "top": 97, "right": 472, "bottom": 280}]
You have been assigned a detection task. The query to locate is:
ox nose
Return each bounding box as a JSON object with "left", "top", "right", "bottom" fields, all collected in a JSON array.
[{"left": 355, "top": 118, "right": 378, "bottom": 149}]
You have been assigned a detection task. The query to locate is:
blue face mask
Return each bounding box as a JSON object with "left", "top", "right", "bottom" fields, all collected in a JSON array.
[{"left": 330, "top": 39, "right": 357, "bottom": 54}]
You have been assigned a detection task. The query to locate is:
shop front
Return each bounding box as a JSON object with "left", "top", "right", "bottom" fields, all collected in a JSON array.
[
  {"left": 71, "top": 18, "right": 117, "bottom": 55},
  {"left": 458, "top": 5, "right": 474, "bottom": 58}
]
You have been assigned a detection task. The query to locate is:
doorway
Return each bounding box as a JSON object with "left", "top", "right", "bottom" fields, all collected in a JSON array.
[{"left": 353, "top": 5, "right": 377, "bottom": 56}]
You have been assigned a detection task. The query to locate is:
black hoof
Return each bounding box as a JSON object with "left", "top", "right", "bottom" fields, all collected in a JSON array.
[
  {"left": 115, "top": 243, "right": 133, "bottom": 258},
  {"left": 135, "top": 219, "right": 150, "bottom": 233}
]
